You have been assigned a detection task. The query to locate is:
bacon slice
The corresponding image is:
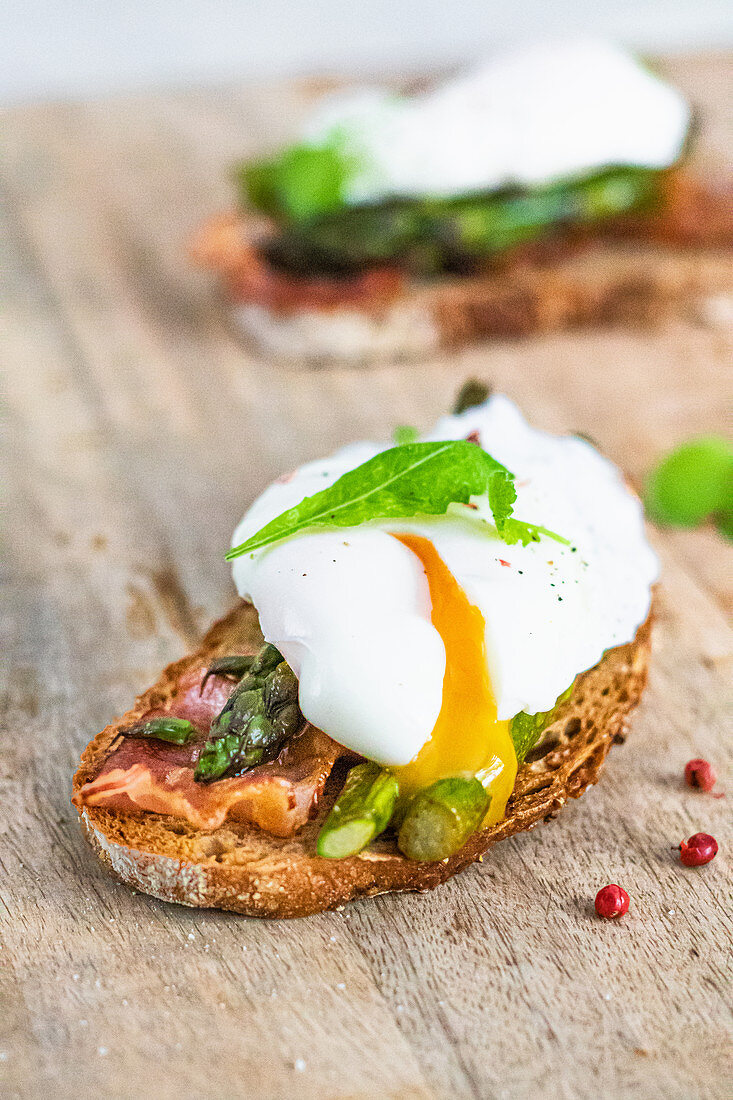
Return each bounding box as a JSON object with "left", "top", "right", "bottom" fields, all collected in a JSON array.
[
  {"left": 73, "top": 663, "right": 346, "bottom": 837},
  {"left": 75, "top": 726, "right": 341, "bottom": 836}
]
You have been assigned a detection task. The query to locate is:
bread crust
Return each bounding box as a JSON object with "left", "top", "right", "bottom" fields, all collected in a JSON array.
[{"left": 73, "top": 601, "right": 652, "bottom": 918}]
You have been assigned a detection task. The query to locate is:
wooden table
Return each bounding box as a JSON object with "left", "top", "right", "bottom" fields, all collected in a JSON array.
[{"left": 2, "top": 55, "right": 731, "bottom": 1100}]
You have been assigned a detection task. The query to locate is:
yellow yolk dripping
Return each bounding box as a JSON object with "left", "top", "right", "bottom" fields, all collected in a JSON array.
[{"left": 392, "top": 534, "right": 517, "bottom": 825}]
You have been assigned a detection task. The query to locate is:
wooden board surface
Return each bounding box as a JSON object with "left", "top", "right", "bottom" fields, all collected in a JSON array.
[{"left": 1, "top": 54, "right": 732, "bottom": 1100}]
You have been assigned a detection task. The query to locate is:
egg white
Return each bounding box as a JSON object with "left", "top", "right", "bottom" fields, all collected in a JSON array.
[
  {"left": 231, "top": 396, "right": 658, "bottom": 766},
  {"left": 301, "top": 39, "right": 690, "bottom": 204}
]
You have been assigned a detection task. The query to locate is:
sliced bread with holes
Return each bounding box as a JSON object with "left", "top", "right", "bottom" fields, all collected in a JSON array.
[{"left": 73, "top": 601, "right": 651, "bottom": 918}]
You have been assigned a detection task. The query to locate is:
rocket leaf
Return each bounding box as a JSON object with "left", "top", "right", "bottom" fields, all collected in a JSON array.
[{"left": 227, "top": 441, "right": 564, "bottom": 560}]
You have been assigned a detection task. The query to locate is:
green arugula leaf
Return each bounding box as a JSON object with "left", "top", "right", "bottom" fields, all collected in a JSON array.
[
  {"left": 227, "top": 441, "right": 565, "bottom": 560},
  {"left": 486, "top": 471, "right": 516, "bottom": 531},
  {"left": 502, "top": 517, "right": 571, "bottom": 547},
  {"left": 510, "top": 685, "right": 573, "bottom": 763}
]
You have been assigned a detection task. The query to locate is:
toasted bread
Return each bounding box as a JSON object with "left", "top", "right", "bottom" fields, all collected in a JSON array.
[
  {"left": 73, "top": 601, "right": 651, "bottom": 918},
  {"left": 191, "top": 172, "right": 732, "bottom": 364}
]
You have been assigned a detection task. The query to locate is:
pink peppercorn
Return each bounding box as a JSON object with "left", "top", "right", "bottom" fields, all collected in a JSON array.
[
  {"left": 684, "top": 759, "right": 717, "bottom": 792},
  {"left": 595, "top": 884, "right": 630, "bottom": 919},
  {"left": 680, "top": 833, "right": 718, "bottom": 866}
]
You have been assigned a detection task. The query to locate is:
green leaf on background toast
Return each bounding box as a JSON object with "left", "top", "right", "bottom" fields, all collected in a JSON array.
[
  {"left": 236, "top": 142, "right": 355, "bottom": 223},
  {"left": 227, "top": 441, "right": 565, "bottom": 560}
]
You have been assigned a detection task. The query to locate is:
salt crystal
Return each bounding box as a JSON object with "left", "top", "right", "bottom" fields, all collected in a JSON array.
[
  {"left": 294, "top": 1058, "right": 306, "bottom": 1072},
  {"left": 98, "top": 1047, "right": 108, "bottom": 1056}
]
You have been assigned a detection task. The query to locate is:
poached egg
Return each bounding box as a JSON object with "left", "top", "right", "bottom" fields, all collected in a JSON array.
[
  {"left": 301, "top": 39, "right": 690, "bottom": 204},
  {"left": 231, "top": 396, "right": 657, "bottom": 821}
]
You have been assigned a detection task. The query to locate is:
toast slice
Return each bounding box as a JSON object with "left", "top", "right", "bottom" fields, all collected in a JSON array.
[
  {"left": 73, "top": 601, "right": 652, "bottom": 918},
  {"left": 191, "top": 172, "right": 733, "bottom": 364}
]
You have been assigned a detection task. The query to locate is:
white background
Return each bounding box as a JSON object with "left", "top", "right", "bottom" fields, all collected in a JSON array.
[{"left": 2, "top": 0, "right": 732, "bottom": 105}]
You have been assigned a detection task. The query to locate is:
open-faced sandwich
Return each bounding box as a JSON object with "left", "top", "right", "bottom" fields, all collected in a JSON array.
[
  {"left": 73, "top": 385, "right": 657, "bottom": 917},
  {"left": 191, "top": 38, "right": 732, "bottom": 363}
]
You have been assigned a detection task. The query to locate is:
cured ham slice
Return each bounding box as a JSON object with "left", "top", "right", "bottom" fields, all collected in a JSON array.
[
  {"left": 73, "top": 664, "right": 345, "bottom": 837},
  {"left": 189, "top": 213, "right": 404, "bottom": 313}
]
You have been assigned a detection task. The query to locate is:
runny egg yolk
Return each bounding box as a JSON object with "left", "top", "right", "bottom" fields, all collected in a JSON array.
[{"left": 392, "top": 534, "right": 517, "bottom": 825}]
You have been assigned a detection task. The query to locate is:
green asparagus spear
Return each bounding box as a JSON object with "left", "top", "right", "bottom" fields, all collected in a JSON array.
[
  {"left": 194, "top": 684, "right": 274, "bottom": 780},
  {"left": 194, "top": 643, "right": 303, "bottom": 782},
  {"left": 249, "top": 643, "right": 284, "bottom": 679},
  {"left": 199, "top": 643, "right": 282, "bottom": 700},
  {"left": 200, "top": 654, "right": 255, "bottom": 694},
  {"left": 317, "top": 763, "right": 399, "bottom": 859},
  {"left": 453, "top": 379, "right": 492, "bottom": 415},
  {"left": 123, "top": 716, "right": 198, "bottom": 746},
  {"left": 252, "top": 167, "right": 664, "bottom": 276},
  {"left": 397, "top": 777, "right": 490, "bottom": 862},
  {"left": 193, "top": 732, "right": 242, "bottom": 779},
  {"left": 262, "top": 660, "right": 300, "bottom": 713}
]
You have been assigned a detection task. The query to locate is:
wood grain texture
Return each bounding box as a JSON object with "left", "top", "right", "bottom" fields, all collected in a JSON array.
[{"left": 1, "top": 53, "right": 731, "bottom": 1100}]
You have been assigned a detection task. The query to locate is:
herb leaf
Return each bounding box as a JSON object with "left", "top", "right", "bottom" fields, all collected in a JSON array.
[
  {"left": 236, "top": 141, "right": 354, "bottom": 223},
  {"left": 502, "top": 517, "right": 571, "bottom": 547},
  {"left": 228, "top": 441, "right": 563, "bottom": 560},
  {"left": 510, "top": 685, "right": 573, "bottom": 763},
  {"left": 487, "top": 471, "right": 516, "bottom": 531}
]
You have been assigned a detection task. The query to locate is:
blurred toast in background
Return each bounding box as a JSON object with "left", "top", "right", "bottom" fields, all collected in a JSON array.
[{"left": 192, "top": 41, "right": 733, "bottom": 363}]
